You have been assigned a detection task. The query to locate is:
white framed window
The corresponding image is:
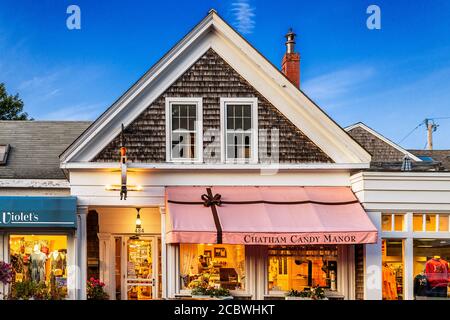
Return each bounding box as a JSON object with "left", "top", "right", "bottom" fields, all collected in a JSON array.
[
  {"left": 220, "top": 97, "right": 258, "bottom": 163},
  {"left": 0, "top": 144, "right": 10, "bottom": 165},
  {"left": 381, "top": 213, "right": 405, "bottom": 232},
  {"left": 413, "top": 213, "right": 450, "bottom": 232},
  {"left": 165, "top": 97, "right": 203, "bottom": 162}
]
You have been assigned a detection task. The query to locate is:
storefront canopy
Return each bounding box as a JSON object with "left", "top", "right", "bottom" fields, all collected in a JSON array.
[
  {"left": 0, "top": 196, "right": 77, "bottom": 229},
  {"left": 165, "top": 186, "right": 377, "bottom": 245}
]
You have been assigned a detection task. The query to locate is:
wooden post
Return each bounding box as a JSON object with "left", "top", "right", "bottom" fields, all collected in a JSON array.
[{"left": 427, "top": 121, "right": 433, "bottom": 150}]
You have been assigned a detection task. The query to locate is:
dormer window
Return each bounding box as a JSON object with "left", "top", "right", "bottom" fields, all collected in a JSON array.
[
  {"left": 220, "top": 97, "right": 258, "bottom": 163},
  {"left": 165, "top": 98, "right": 203, "bottom": 162},
  {"left": 0, "top": 144, "right": 10, "bottom": 165}
]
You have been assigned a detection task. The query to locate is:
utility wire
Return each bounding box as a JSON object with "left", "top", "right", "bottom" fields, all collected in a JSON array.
[{"left": 398, "top": 122, "right": 424, "bottom": 144}]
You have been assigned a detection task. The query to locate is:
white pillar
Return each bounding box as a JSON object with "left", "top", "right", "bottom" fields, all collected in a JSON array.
[
  {"left": 98, "top": 233, "right": 113, "bottom": 299},
  {"left": 364, "top": 211, "right": 382, "bottom": 300},
  {"left": 76, "top": 205, "right": 88, "bottom": 300},
  {"left": 404, "top": 237, "right": 414, "bottom": 300},
  {"left": 159, "top": 206, "right": 167, "bottom": 299}
]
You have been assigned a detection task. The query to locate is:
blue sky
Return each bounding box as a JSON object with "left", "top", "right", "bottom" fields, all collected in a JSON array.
[{"left": 1, "top": 0, "right": 450, "bottom": 149}]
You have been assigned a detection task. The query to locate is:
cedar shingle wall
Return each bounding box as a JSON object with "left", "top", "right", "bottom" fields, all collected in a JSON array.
[
  {"left": 347, "top": 126, "right": 405, "bottom": 162},
  {"left": 355, "top": 244, "right": 364, "bottom": 300},
  {"left": 93, "top": 49, "right": 331, "bottom": 163}
]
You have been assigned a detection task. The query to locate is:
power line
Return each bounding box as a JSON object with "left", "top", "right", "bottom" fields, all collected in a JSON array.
[{"left": 398, "top": 122, "right": 424, "bottom": 144}]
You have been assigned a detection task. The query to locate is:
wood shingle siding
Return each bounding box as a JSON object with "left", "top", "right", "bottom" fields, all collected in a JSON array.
[
  {"left": 347, "top": 126, "right": 405, "bottom": 163},
  {"left": 93, "top": 49, "right": 332, "bottom": 163}
]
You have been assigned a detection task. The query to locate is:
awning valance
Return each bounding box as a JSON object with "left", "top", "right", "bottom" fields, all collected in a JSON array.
[{"left": 165, "top": 186, "right": 377, "bottom": 245}]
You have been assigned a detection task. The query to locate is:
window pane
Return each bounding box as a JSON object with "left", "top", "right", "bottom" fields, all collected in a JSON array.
[
  {"left": 414, "top": 239, "right": 450, "bottom": 298},
  {"left": 9, "top": 235, "right": 68, "bottom": 299},
  {"left": 394, "top": 215, "right": 404, "bottom": 232},
  {"left": 268, "top": 246, "right": 338, "bottom": 292},
  {"left": 382, "top": 215, "right": 392, "bottom": 232},
  {"left": 382, "top": 239, "right": 404, "bottom": 300},
  {"left": 188, "top": 105, "right": 196, "bottom": 118},
  {"left": 179, "top": 105, "right": 188, "bottom": 117},
  {"left": 235, "top": 105, "right": 243, "bottom": 117},
  {"left": 170, "top": 103, "right": 198, "bottom": 160},
  {"left": 439, "top": 215, "right": 449, "bottom": 232},
  {"left": 179, "top": 244, "right": 245, "bottom": 291},
  {"left": 243, "top": 117, "right": 251, "bottom": 130},
  {"left": 413, "top": 214, "right": 423, "bottom": 232},
  {"left": 426, "top": 214, "right": 437, "bottom": 232}
]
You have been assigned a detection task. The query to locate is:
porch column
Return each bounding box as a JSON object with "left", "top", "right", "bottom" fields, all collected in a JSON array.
[
  {"left": 364, "top": 211, "right": 382, "bottom": 300},
  {"left": 98, "top": 233, "right": 113, "bottom": 299},
  {"left": 159, "top": 206, "right": 167, "bottom": 299},
  {"left": 76, "top": 205, "right": 88, "bottom": 300}
]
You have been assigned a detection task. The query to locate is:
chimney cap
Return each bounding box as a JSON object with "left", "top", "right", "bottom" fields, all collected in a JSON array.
[{"left": 285, "top": 28, "right": 297, "bottom": 54}]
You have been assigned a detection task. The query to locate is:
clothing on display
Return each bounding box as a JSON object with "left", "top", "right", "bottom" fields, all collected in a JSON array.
[
  {"left": 425, "top": 257, "right": 449, "bottom": 288},
  {"left": 413, "top": 273, "right": 429, "bottom": 297},
  {"left": 30, "top": 249, "right": 47, "bottom": 283},
  {"left": 382, "top": 264, "right": 398, "bottom": 300}
]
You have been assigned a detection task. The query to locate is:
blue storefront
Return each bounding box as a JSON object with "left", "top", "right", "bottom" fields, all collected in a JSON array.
[{"left": 0, "top": 196, "right": 78, "bottom": 299}]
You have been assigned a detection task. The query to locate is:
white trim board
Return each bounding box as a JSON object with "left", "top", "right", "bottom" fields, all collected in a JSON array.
[
  {"left": 60, "top": 10, "right": 371, "bottom": 165},
  {"left": 345, "top": 122, "right": 422, "bottom": 162}
]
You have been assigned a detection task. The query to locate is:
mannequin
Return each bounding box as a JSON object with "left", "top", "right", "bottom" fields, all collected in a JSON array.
[
  {"left": 30, "top": 244, "right": 47, "bottom": 283},
  {"left": 414, "top": 269, "right": 429, "bottom": 298},
  {"left": 425, "top": 256, "right": 449, "bottom": 297}
]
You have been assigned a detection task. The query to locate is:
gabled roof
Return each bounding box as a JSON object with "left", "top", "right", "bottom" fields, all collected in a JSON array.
[
  {"left": 60, "top": 9, "right": 371, "bottom": 167},
  {"left": 0, "top": 121, "right": 91, "bottom": 179},
  {"left": 345, "top": 122, "right": 422, "bottom": 162}
]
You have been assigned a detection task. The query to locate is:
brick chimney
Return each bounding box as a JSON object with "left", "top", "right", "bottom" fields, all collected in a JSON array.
[{"left": 281, "top": 29, "right": 300, "bottom": 88}]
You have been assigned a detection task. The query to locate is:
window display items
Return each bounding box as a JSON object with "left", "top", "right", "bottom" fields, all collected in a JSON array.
[
  {"left": 180, "top": 244, "right": 245, "bottom": 291},
  {"left": 382, "top": 239, "right": 404, "bottom": 300},
  {"left": 413, "top": 239, "right": 450, "bottom": 299},
  {"left": 268, "top": 246, "right": 338, "bottom": 293},
  {"left": 9, "top": 235, "right": 68, "bottom": 298},
  {"left": 425, "top": 256, "right": 449, "bottom": 297}
]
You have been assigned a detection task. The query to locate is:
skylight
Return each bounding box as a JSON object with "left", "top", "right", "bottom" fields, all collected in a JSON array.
[
  {"left": 418, "top": 156, "right": 434, "bottom": 162},
  {"left": 0, "top": 144, "right": 10, "bottom": 165}
]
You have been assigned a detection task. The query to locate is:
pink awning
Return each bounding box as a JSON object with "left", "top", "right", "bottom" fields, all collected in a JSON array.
[{"left": 165, "top": 186, "right": 378, "bottom": 245}]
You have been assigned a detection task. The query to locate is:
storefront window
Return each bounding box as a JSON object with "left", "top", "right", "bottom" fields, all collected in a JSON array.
[
  {"left": 382, "top": 239, "right": 404, "bottom": 300},
  {"left": 382, "top": 214, "right": 405, "bottom": 232},
  {"left": 179, "top": 244, "right": 245, "bottom": 291},
  {"left": 268, "top": 246, "right": 338, "bottom": 292},
  {"left": 9, "top": 235, "right": 68, "bottom": 299},
  {"left": 413, "top": 214, "right": 450, "bottom": 232},
  {"left": 413, "top": 239, "right": 450, "bottom": 299}
]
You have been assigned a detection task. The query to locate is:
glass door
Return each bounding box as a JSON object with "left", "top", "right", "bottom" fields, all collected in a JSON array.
[{"left": 124, "top": 237, "right": 154, "bottom": 300}]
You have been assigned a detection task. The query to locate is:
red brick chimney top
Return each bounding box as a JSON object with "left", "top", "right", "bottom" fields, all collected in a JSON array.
[{"left": 281, "top": 29, "right": 300, "bottom": 88}]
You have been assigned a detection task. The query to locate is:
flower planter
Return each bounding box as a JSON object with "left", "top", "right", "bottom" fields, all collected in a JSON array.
[
  {"left": 285, "top": 296, "right": 312, "bottom": 300},
  {"left": 191, "top": 295, "right": 234, "bottom": 300}
]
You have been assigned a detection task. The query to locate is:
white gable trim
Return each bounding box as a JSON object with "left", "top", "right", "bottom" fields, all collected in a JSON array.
[
  {"left": 345, "top": 122, "right": 422, "bottom": 162},
  {"left": 61, "top": 11, "right": 371, "bottom": 165}
]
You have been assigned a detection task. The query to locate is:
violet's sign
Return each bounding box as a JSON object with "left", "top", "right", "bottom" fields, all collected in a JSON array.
[{"left": 0, "top": 196, "right": 77, "bottom": 228}]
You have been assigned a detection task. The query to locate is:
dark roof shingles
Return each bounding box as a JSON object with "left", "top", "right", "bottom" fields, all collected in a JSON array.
[{"left": 0, "top": 121, "right": 91, "bottom": 180}]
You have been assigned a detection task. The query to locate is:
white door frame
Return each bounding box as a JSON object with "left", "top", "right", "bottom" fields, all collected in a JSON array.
[{"left": 117, "top": 235, "right": 160, "bottom": 300}]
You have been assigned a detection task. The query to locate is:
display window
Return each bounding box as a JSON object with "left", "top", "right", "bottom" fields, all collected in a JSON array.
[
  {"left": 9, "top": 234, "right": 68, "bottom": 299},
  {"left": 179, "top": 244, "right": 245, "bottom": 291},
  {"left": 382, "top": 239, "right": 404, "bottom": 300},
  {"left": 268, "top": 246, "right": 338, "bottom": 292},
  {"left": 413, "top": 239, "right": 450, "bottom": 299}
]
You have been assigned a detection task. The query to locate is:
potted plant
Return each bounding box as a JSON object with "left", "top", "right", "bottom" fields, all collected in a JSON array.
[
  {"left": 87, "top": 277, "right": 109, "bottom": 300},
  {"left": 285, "top": 289, "right": 312, "bottom": 300},
  {"left": 191, "top": 283, "right": 233, "bottom": 300},
  {"left": 0, "top": 261, "right": 13, "bottom": 300},
  {"left": 310, "top": 286, "right": 328, "bottom": 300},
  {"left": 9, "top": 280, "right": 38, "bottom": 300}
]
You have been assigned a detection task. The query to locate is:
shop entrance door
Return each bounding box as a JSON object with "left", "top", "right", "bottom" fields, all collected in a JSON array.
[{"left": 120, "top": 236, "right": 159, "bottom": 300}]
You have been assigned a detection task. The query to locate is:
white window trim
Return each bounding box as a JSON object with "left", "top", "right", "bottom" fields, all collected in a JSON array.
[
  {"left": 165, "top": 97, "right": 203, "bottom": 163},
  {"left": 220, "top": 97, "right": 258, "bottom": 164}
]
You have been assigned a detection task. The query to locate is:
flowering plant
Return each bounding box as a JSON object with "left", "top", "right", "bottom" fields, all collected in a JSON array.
[
  {"left": 191, "top": 282, "right": 230, "bottom": 298},
  {"left": 87, "top": 277, "right": 109, "bottom": 300},
  {"left": 0, "top": 261, "right": 13, "bottom": 285}
]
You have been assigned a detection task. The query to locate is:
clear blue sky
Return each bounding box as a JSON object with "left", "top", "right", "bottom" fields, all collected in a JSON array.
[{"left": 1, "top": 0, "right": 450, "bottom": 149}]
